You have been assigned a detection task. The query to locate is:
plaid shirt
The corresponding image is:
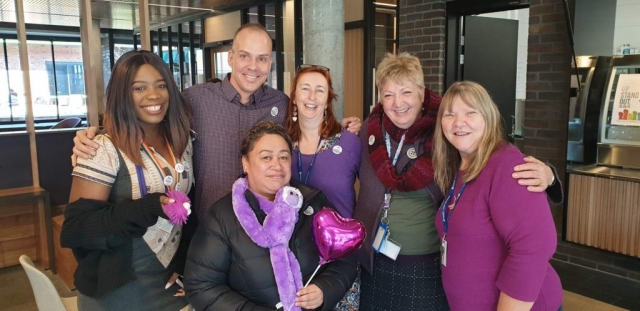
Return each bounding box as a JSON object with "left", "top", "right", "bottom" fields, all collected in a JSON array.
[{"left": 184, "top": 75, "right": 289, "bottom": 218}]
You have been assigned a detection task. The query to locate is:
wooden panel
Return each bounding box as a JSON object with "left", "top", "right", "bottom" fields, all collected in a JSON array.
[
  {"left": 0, "top": 236, "right": 37, "bottom": 267},
  {"left": 344, "top": 28, "right": 364, "bottom": 122},
  {"left": 567, "top": 174, "right": 640, "bottom": 258},
  {"left": 204, "top": 12, "right": 241, "bottom": 43},
  {"left": 345, "top": 0, "right": 364, "bottom": 23},
  {"left": 0, "top": 187, "right": 52, "bottom": 269},
  {"left": 0, "top": 200, "right": 36, "bottom": 261},
  {"left": 53, "top": 215, "right": 76, "bottom": 289}
]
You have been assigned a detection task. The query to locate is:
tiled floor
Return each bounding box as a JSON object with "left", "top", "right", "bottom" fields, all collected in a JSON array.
[
  {"left": 0, "top": 262, "right": 631, "bottom": 311},
  {"left": 551, "top": 259, "right": 640, "bottom": 310}
]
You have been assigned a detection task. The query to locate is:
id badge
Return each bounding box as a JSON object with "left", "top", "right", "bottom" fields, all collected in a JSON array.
[
  {"left": 372, "top": 221, "right": 389, "bottom": 252},
  {"left": 158, "top": 219, "right": 174, "bottom": 233},
  {"left": 441, "top": 238, "right": 448, "bottom": 267},
  {"left": 379, "top": 237, "right": 401, "bottom": 260}
]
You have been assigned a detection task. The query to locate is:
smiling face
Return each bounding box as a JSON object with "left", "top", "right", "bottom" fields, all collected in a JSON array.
[
  {"left": 242, "top": 133, "right": 292, "bottom": 200},
  {"left": 380, "top": 79, "right": 423, "bottom": 129},
  {"left": 130, "top": 64, "right": 169, "bottom": 129},
  {"left": 441, "top": 95, "right": 486, "bottom": 167},
  {"left": 294, "top": 71, "right": 329, "bottom": 124},
  {"left": 228, "top": 28, "right": 273, "bottom": 104}
]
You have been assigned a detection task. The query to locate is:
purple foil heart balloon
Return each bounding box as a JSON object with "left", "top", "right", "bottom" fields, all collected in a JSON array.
[{"left": 312, "top": 207, "right": 366, "bottom": 265}]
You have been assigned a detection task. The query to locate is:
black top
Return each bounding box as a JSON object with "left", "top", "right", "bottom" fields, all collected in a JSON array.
[
  {"left": 60, "top": 193, "right": 185, "bottom": 298},
  {"left": 184, "top": 180, "right": 358, "bottom": 311}
]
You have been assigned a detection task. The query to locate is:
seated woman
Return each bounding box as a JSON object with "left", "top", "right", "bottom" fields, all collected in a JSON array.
[
  {"left": 184, "top": 121, "right": 358, "bottom": 311},
  {"left": 433, "top": 81, "right": 562, "bottom": 310}
]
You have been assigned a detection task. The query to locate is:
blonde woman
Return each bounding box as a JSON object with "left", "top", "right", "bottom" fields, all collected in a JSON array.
[{"left": 433, "top": 81, "right": 562, "bottom": 311}]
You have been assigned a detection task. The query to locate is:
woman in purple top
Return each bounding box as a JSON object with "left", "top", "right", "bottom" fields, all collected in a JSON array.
[
  {"left": 285, "top": 65, "right": 362, "bottom": 218},
  {"left": 433, "top": 81, "right": 562, "bottom": 311},
  {"left": 284, "top": 65, "right": 362, "bottom": 310}
]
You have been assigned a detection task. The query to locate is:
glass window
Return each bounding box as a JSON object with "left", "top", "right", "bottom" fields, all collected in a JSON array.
[
  {"left": 101, "top": 43, "right": 135, "bottom": 88},
  {"left": 5, "top": 39, "right": 25, "bottom": 121},
  {"left": 0, "top": 39, "right": 11, "bottom": 122},
  {"left": 101, "top": 33, "right": 111, "bottom": 92},
  {"left": 181, "top": 22, "right": 192, "bottom": 89},
  {"left": 183, "top": 45, "right": 191, "bottom": 88},
  {"left": 194, "top": 20, "right": 204, "bottom": 84},
  {"left": 27, "top": 40, "right": 57, "bottom": 120},
  {"left": 374, "top": 6, "right": 397, "bottom": 66},
  {"left": 248, "top": 7, "right": 258, "bottom": 24},
  {"left": 214, "top": 50, "right": 231, "bottom": 80},
  {"left": 265, "top": 4, "right": 276, "bottom": 40},
  {"left": 52, "top": 41, "right": 86, "bottom": 118},
  {"left": 167, "top": 27, "right": 181, "bottom": 89}
]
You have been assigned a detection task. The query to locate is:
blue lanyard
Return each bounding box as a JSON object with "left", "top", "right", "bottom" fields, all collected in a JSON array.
[
  {"left": 384, "top": 132, "right": 406, "bottom": 166},
  {"left": 297, "top": 138, "right": 323, "bottom": 185},
  {"left": 440, "top": 174, "right": 467, "bottom": 236}
]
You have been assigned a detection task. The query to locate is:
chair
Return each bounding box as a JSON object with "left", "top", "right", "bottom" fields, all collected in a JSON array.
[
  {"left": 19, "top": 255, "right": 78, "bottom": 311},
  {"left": 50, "top": 117, "right": 82, "bottom": 129}
]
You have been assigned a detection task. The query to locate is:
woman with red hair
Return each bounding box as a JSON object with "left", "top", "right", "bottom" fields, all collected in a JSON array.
[{"left": 284, "top": 65, "right": 362, "bottom": 310}]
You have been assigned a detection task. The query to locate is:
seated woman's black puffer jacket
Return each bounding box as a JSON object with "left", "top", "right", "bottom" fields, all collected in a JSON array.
[{"left": 184, "top": 179, "right": 358, "bottom": 311}]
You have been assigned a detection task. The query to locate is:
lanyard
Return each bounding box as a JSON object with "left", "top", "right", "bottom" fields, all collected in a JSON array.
[
  {"left": 137, "top": 138, "right": 179, "bottom": 195},
  {"left": 440, "top": 174, "right": 467, "bottom": 237},
  {"left": 384, "top": 132, "right": 406, "bottom": 166},
  {"left": 297, "top": 138, "right": 322, "bottom": 185},
  {"left": 381, "top": 132, "right": 407, "bottom": 222}
]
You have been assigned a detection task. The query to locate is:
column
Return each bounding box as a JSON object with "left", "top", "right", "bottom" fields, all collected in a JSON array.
[
  {"left": 302, "top": 0, "right": 345, "bottom": 119},
  {"left": 14, "top": 0, "right": 38, "bottom": 186},
  {"left": 80, "top": 0, "right": 104, "bottom": 126}
]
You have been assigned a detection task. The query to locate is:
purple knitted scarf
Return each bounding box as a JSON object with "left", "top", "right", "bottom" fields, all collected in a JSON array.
[{"left": 232, "top": 178, "right": 304, "bottom": 311}]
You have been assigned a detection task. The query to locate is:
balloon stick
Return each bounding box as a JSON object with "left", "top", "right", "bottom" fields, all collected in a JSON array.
[{"left": 304, "top": 264, "right": 322, "bottom": 287}]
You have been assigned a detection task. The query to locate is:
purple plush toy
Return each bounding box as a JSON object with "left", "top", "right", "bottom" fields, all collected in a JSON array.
[{"left": 164, "top": 190, "right": 191, "bottom": 225}]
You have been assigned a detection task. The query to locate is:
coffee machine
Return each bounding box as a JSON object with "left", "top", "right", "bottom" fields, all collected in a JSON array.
[{"left": 567, "top": 56, "right": 611, "bottom": 163}]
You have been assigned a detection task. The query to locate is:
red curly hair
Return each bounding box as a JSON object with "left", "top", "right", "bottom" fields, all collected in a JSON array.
[{"left": 284, "top": 66, "right": 342, "bottom": 143}]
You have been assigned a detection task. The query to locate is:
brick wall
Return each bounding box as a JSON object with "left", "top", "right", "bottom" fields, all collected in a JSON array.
[
  {"left": 398, "top": 0, "right": 446, "bottom": 95},
  {"left": 524, "top": 0, "right": 570, "bottom": 198}
]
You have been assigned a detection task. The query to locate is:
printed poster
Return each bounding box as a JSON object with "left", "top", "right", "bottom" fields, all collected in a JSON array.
[{"left": 612, "top": 74, "right": 640, "bottom": 126}]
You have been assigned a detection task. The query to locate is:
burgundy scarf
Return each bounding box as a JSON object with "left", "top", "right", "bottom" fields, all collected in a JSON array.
[{"left": 367, "top": 87, "right": 441, "bottom": 192}]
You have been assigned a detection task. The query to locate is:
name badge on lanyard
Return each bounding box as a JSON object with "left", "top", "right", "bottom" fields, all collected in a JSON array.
[
  {"left": 372, "top": 132, "right": 407, "bottom": 261},
  {"left": 440, "top": 174, "right": 466, "bottom": 267}
]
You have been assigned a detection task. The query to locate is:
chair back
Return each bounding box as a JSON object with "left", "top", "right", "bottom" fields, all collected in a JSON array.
[
  {"left": 50, "top": 117, "right": 82, "bottom": 129},
  {"left": 19, "top": 255, "right": 69, "bottom": 311}
]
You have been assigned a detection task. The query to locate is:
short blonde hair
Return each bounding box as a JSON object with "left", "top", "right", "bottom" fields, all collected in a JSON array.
[
  {"left": 433, "top": 81, "right": 505, "bottom": 193},
  {"left": 375, "top": 53, "right": 425, "bottom": 99}
]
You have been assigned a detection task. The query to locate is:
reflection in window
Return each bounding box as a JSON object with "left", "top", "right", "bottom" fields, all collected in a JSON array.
[
  {"left": 29, "top": 40, "right": 57, "bottom": 120},
  {"left": 214, "top": 51, "right": 231, "bottom": 80},
  {"left": 0, "top": 39, "right": 12, "bottom": 122},
  {"left": 53, "top": 41, "right": 86, "bottom": 118},
  {"left": 4, "top": 39, "right": 25, "bottom": 121},
  {"left": 103, "top": 43, "right": 135, "bottom": 89}
]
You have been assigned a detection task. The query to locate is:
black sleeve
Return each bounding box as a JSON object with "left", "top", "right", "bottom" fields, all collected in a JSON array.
[
  {"left": 167, "top": 202, "right": 199, "bottom": 277},
  {"left": 545, "top": 164, "right": 564, "bottom": 205},
  {"left": 60, "top": 193, "right": 165, "bottom": 251},
  {"left": 310, "top": 194, "right": 358, "bottom": 311},
  {"left": 184, "top": 206, "right": 275, "bottom": 311}
]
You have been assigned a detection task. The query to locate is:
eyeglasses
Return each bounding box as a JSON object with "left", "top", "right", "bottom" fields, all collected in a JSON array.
[{"left": 297, "top": 64, "right": 330, "bottom": 73}]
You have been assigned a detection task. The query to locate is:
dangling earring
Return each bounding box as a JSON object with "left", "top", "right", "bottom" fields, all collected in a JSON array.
[
  {"left": 292, "top": 106, "right": 298, "bottom": 122},
  {"left": 324, "top": 108, "right": 327, "bottom": 117}
]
